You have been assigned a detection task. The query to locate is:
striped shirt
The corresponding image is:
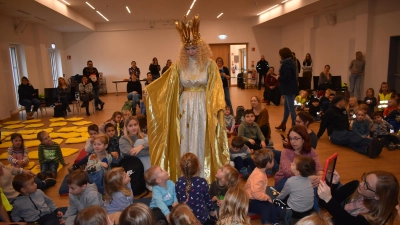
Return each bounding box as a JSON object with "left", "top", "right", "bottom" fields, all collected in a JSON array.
[
  {"left": 38, "top": 142, "right": 66, "bottom": 166},
  {"left": 7, "top": 147, "right": 29, "bottom": 168}
]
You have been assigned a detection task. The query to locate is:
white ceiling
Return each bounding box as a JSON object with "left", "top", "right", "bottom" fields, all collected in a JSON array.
[{"left": 0, "top": 0, "right": 362, "bottom": 32}]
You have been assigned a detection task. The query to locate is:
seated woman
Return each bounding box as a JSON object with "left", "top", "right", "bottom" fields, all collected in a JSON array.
[
  {"left": 126, "top": 73, "right": 142, "bottom": 116},
  {"left": 318, "top": 65, "right": 332, "bottom": 91},
  {"left": 57, "top": 77, "right": 71, "bottom": 117},
  {"left": 318, "top": 170, "right": 399, "bottom": 225},
  {"left": 250, "top": 96, "right": 272, "bottom": 143},
  {"left": 274, "top": 125, "right": 323, "bottom": 192},
  {"left": 264, "top": 67, "right": 281, "bottom": 106},
  {"left": 79, "top": 76, "right": 93, "bottom": 116},
  {"left": 18, "top": 77, "right": 40, "bottom": 120}
]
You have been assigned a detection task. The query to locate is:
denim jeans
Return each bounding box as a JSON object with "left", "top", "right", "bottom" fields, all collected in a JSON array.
[
  {"left": 88, "top": 168, "right": 105, "bottom": 194},
  {"left": 40, "top": 161, "right": 59, "bottom": 178},
  {"left": 330, "top": 130, "right": 371, "bottom": 155},
  {"left": 140, "top": 101, "right": 146, "bottom": 115},
  {"left": 349, "top": 73, "right": 361, "bottom": 100},
  {"left": 249, "top": 199, "right": 279, "bottom": 224},
  {"left": 127, "top": 92, "right": 141, "bottom": 112},
  {"left": 92, "top": 85, "right": 103, "bottom": 108},
  {"left": 19, "top": 98, "right": 40, "bottom": 113},
  {"left": 233, "top": 157, "right": 255, "bottom": 172},
  {"left": 223, "top": 86, "right": 233, "bottom": 113},
  {"left": 282, "top": 95, "right": 296, "bottom": 126}
]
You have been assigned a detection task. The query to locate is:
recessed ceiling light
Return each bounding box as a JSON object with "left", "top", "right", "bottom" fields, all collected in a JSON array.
[
  {"left": 217, "top": 13, "right": 223, "bottom": 18},
  {"left": 51, "top": 43, "right": 56, "bottom": 49},
  {"left": 59, "top": 0, "right": 70, "bottom": 5},
  {"left": 126, "top": 6, "right": 131, "bottom": 13},
  {"left": 219, "top": 35, "right": 227, "bottom": 40},
  {"left": 96, "top": 11, "right": 109, "bottom": 21},
  {"left": 257, "top": 4, "right": 279, "bottom": 16},
  {"left": 86, "top": 2, "right": 95, "bottom": 10},
  {"left": 186, "top": 0, "right": 196, "bottom": 16}
]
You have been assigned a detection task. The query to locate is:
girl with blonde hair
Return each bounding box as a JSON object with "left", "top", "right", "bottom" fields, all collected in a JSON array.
[
  {"left": 104, "top": 167, "right": 133, "bottom": 224},
  {"left": 217, "top": 187, "right": 251, "bottom": 225}
]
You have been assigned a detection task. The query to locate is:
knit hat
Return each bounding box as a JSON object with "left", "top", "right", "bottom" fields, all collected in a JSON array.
[{"left": 331, "top": 96, "right": 344, "bottom": 105}]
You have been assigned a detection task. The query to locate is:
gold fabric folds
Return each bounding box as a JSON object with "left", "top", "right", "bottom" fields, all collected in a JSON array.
[{"left": 145, "top": 60, "right": 229, "bottom": 183}]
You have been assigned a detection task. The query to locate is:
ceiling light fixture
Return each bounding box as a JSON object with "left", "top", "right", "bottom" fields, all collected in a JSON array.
[
  {"left": 218, "top": 35, "right": 227, "bottom": 39},
  {"left": 59, "top": 0, "right": 70, "bottom": 5},
  {"left": 126, "top": 6, "right": 131, "bottom": 13},
  {"left": 281, "top": 0, "right": 290, "bottom": 3},
  {"left": 186, "top": 0, "right": 196, "bottom": 16},
  {"left": 217, "top": 13, "right": 223, "bottom": 18},
  {"left": 96, "top": 11, "right": 109, "bottom": 21},
  {"left": 186, "top": 9, "right": 191, "bottom": 16},
  {"left": 257, "top": 4, "right": 279, "bottom": 15},
  {"left": 86, "top": 2, "right": 95, "bottom": 10}
]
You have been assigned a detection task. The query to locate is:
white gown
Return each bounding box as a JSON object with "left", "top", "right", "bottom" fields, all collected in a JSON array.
[{"left": 179, "top": 58, "right": 208, "bottom": 177}]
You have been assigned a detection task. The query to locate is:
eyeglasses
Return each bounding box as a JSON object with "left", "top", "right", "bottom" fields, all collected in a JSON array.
[
  {"left": 288, "top": 137, "right": 302, "bottom": 141},
  {"left": 361, "top": 173, "right": 376, "bottom": 193}
]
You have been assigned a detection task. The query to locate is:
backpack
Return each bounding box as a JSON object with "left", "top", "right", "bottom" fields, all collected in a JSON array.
[
  {"left": 53, "top": 105, "right": 64, "bottom": 117},
  {"left": 118, "top": 156, "right": 147, "bottom": 196},
  {"left": 121, "top": 101, "right": 133, "bottom": 112},
  {"left": 235, "top": 106, "right": 245, "bottom": 125}
]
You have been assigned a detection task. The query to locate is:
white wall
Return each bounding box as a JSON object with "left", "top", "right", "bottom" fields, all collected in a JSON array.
[{"left": 0, "top": 14, "right": 65, "bottom": 120}]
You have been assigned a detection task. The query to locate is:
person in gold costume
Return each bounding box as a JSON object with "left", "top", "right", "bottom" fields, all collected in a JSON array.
[{"left": 144, "top": 14, "right": 229, "bottom": 183}]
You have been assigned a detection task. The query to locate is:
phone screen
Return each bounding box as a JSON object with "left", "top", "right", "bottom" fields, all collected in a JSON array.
[{"left": 390, "top": 129, "right": 394, "bottom": 134}]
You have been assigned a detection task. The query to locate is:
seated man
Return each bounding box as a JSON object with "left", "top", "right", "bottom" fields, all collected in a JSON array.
[
  {"left": 126, "top": 73, "right": 142, "bottom": 116},
  {"left": 317, "top": 96, "right": 383, "bottom": 158}
]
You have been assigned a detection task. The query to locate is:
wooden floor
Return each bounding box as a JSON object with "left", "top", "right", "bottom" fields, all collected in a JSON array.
[{"left": 1, "top": 87, "right": 400, "bottom": 224}]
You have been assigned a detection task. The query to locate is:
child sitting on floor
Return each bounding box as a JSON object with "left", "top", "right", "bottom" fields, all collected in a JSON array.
[
  {"left": 145, "top": 165, "right": 178, "bottom": 224},
  {"left": 384, "top": 104, "right": 400, "bottom": 132},
  {"left": 383, "top": 97, "right": 397, "bottom": 118},
  {"left": 352, "top": 110, "right": 370, "bottom": 138},
  {"left": 7, "top": 133, "right": 29, "bottom": 168},
  {"left": 372, "top": 111, "right": 400, "bottom": 150},
  {"left": 11, "top": 173, "right": 63, "bottom": 225},
  {"left": 104, "top": 123, "right": 121, "bottom": 167},
  {"left": 37, "top": 131, "right": 67, "bottom": 179},
  {"left": 308, "top": 98, "right": 321, "bottom": 122},
  {"left": 295, "top": 90, "right": 308, "bottom": 111},
  {"left": 238, "top": 110, "right": 267, "bottom": 150},
  {"left": 229, "top": 136, "right": 255, "bottom": 177},
  {"left": 224, "top": 106, "right": 236, "bottom": 136},
  {"left": 99, "top": 111, "right": 123, "bottom": 136},
  {"left": 216, "top": 187, "right": 251, "bottom": 225},
  {"left": 69, "top": 124, "right": 99, "bottom": 172}
]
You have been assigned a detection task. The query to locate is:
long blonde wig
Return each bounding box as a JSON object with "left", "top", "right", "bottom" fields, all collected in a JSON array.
[{"left": 178, "top": 39, "right": 213, "bottom": 71}]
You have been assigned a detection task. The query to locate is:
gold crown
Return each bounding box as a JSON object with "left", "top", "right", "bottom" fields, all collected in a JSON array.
[{"left": 175, "top": 14, "right": 201, "bottom": 47}]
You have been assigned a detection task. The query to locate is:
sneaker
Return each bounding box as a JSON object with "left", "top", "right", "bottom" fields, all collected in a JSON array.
[
  {"left": 44, "top": 178, "right": 57, "bottom": 188},
  {"left": 46, "top": 171, "right": 55, "bottom": 179},
  {"left": 367, "top": 137, "right": 382, "bottom": 158},
  {"left": 36, "top": 173, "right": 45, "bottom": 181},
  {"left": 68, "top": 164, "right": 79, "bottom": 174},
  {"left": 388, "top": 144, "right": 396, "bottom": 151}
]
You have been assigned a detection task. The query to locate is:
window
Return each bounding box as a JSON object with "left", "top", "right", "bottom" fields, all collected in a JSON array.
[
  {"left": 9, "top": 45, "right": 21, "bottom": 107},
  {"left": 49, "top": 50, "right": 58, "bottom": 87}
]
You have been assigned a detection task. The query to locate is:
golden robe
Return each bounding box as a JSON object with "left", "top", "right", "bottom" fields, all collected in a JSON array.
[{"left": 144, "top": 59, "right": 229, "bottom": 183}]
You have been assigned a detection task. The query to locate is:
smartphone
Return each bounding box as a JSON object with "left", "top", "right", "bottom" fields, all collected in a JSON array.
[
  {"left": 280, "top": 134, "right": 286, "bottom": 140},
  {"left": 316, "top": 112, "right": 319, "bottom": 115},
  {"left": 390, "top": 129, "right": 394, "bottom": 134},
  {"left": 352, "top": 114, "right": 356, "bottom": 119}
]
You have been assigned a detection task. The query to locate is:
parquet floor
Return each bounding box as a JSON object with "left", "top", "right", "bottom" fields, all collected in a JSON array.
[{"left": 1, "top": 86, "right": 399, "bottom": 224}]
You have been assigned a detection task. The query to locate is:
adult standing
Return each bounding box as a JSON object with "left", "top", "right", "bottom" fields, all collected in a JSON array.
[
  {"left": 57, "top": 77, "right": 71, "bottom": 117},
  {"left": 128, "top": 61, "right": 141, "bottom": 79},
  {"left": 317, "top": 95, "right": 383, "bottom": 158},
  {"left": 250, "top": 96, "right": 271, "bottom": 141},
  {"left": 318, "top": 65, "right": 332, "bottom": 90},
  {"left": 82, "top": 60, "right": 104, "bottom": 111},
  {"left": 275, "top": 47, "right": 299, "bottom": 132},
  {"left": 256, "top": 55, "right": 269, "bottom": 90},
  {"left": 264, "top": 67, "right": 280, "bottom": 106},
  {"left": 126, "top": 74, "right": 142, "bottom": 116},
  {"left": 292, "top": 52, "right": 301, "bottom": 81},
  {"left": 302, "top": 53, "right": 313, "bottom": 90},
  {"left": 274, "top": 125, "right": 323, "bottom": 191},
  {"left": 349, "top": 51, "right": 365, "bottom": 100},
  {"left": 149, "top": 57, "right": 161, "bottom": 80},
  {"left": 18, "top": 76, "right": 40, "bottom": 120},
  {"left": 145, "top": 15, "right": 229, "bottom": 183},
  {"left": 161, "top": 59, "right": 172, "bottom": 74},
  {"left": 216, "top": 57, "right": 233, "bottom": 114}
]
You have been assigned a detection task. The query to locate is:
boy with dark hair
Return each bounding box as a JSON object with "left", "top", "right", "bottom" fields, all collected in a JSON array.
[
  {"left": 229, "top": 136, "right": 255, "bottom": 176},
  {"left": 308, "top": 98, "right": 321, "bottom": 121},
  {"left": 68, "top": 124, "right": 99, "bottom": 173},
  {"left": 372, "top": 111, "right": 400, "bottom": 150},
  {"left": 104, "top": 123, "right": 120, "bottom": 167},
  {"left": 238, "top": 109, "right": 267, "bottom": 150},
  {"left": 11, "top": 173, "right": 63, "bottom": 224},
  {"left": 62, "top": 169, "right": 103, "bottom": 225},
  {"left": 37, "top": 131, "right": 67, "bottom": 179}
]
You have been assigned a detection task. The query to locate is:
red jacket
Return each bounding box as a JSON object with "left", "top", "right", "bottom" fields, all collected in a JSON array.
[{"left": 265, "top": 74, "right": 279, "bottom": 89}]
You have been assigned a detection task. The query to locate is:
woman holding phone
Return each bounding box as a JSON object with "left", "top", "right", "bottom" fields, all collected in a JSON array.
[
  {"left": 318, "top": 170, "right": 399, "bottom": 225},
  {"left": 274, "top": 125, "right": 323, "bottom": 191},
  {"left": 216, "top": 57, "right": 233, "bottom": 114},
  {"left": 149, "top": 57, "right": 161, "bottom": 80}
]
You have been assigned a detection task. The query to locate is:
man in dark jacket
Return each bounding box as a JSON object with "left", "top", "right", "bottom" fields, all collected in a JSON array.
[
  {"left": 317, "top": 96, "right": 382, "bottom": 158},
  {"left": 83, "top": 60, "right": 104, "bottom": 111},
  {"left": 256, "top": 55, "right": 269, "bottom": 90}
]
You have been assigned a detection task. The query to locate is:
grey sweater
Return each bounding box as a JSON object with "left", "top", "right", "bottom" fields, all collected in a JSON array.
[
  {"left": 11, "top": 189, "right": 57, "bottom": 222},
  {"left": 238, "top": 121, "right": 265, "bottom": 141},
  {"left": 119, "top": 134, "right": 149, "bottom": 158},
  {"left": 276, "top": 175, "right": 314, "bottom": 212},
  {"left": 63, "top": 183, "right": 104, "bottom": 225},
  {"left": 349, "top": 59, "right": 365, "bottom": 74}
]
